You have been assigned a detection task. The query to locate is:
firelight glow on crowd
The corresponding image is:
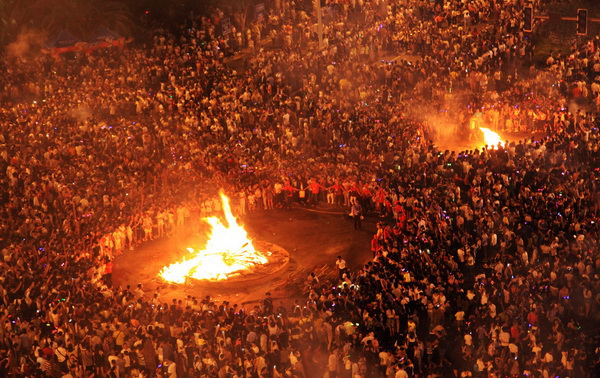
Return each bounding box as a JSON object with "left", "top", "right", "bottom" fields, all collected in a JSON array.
[{"left": 0, "top": 0, "right": 599, "bottom": 377}]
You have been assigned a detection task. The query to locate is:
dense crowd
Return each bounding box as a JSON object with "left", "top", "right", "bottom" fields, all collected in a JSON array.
[{"left": 0, "top": 0, "right": 599, "bottom": 377}]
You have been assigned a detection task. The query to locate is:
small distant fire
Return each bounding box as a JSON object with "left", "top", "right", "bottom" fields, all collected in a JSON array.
[
  {"left": 160, "top": 192, "right": 268, "bottom": 283},
  {"left": 479, "top": 127, "right": 504, "bottom": 148}
]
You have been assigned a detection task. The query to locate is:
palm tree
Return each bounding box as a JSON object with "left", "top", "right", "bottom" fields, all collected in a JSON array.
[
  {"left": 0, "top": 0, "right": 36, "bottom": 46},
  {"left": 0, "top": 0, "right": 133, "bottom": 48},
  {"left": 34, "top": 0, "right": 134, "bottom": 40}
]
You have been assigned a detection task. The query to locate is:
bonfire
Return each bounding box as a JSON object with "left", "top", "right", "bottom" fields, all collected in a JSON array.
[
  {"left": 160, "top": 193, "right": 268, "bottom": 283},
  {"left": 479, "top": 127, "right": 504, "bottom": 148}
]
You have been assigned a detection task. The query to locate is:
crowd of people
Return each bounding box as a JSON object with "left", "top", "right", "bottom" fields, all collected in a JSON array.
[{"left": 0, "top": 0, "right": 599, "bottom": 376}]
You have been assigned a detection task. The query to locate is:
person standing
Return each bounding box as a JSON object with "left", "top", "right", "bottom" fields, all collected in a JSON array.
[
  {"left": 328, "top": 348, "right": 339, "bottom": 378},
  {"left": 336, "top": 256, "right": 348, "bottom": 280},
  {"left": 350, "top": 198, "right": 363, "bottom": 230},
  {"left": 308, "top": 178, "right": 324, "bottom": 207},
  {"left": 238, "top": 189, "right": 247, "bottom": 216},
  {"left": 103, "top": 258, "right": 113, "bottom": 288},
  {"left": 262, "top": 292, "right": 274, "bottom": 315},
  {"left": 281, "top": 181, "right": 298, "bottom": 210},
  {"left": 330, "top": 180, "right": 345, "bottom": 207}
]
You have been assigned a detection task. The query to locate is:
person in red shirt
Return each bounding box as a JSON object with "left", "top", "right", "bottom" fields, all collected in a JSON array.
[
  {"left": 308, "top": 178, "right": 324, "bottom": 207},
  {"left": 329, "top": 181, "right": 345, "bottom": 207},
  {"left": 396, "top": 204, "right": 407, "bottom": 230},
  {"left": 383, "top": 197, "right": 393, "bottom": 218},
  {"left": 103, "top": 258, "right": 113, "bottom": 287},
  {"left": 527, "top": 307, "right": 539, "bottom": 327},
  {"left": 371, "top": 235, "right": 382, "bottom": 258},
  {"left": 374, "top": 187, "right": 386, "bottom": 214},
  {"left": 361, "top": 184, "right": 372, "bottom": 213},
  {"left": 281, "top": 182, "right": 298, "bottom": 209},
  {"left": 349, "top": 181, "right": 360, "bottom": 204}
]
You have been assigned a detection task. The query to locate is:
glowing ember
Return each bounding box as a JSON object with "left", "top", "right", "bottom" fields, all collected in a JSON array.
[
  {"left": 160, "top": 193, "right": 268, "bottom": 283},
  {"left": 479, "top": 127, "right": 504, "bottom": 148}
]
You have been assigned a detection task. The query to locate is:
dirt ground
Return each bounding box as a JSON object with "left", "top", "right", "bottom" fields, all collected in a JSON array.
[{"left": 112, "top": 205, "right": 376, "bottom": 309}]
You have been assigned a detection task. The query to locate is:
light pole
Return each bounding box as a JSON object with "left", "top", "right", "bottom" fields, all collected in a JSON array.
[{"left": 315, "top": 0, "right": 323, "bottom": 50}]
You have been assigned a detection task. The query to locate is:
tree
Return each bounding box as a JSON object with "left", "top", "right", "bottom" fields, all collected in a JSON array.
[
  {"left": 0, "top": 0, "right": 34, "bottom": 46},
  {"left": 531, "top": 0, "right": 600, "bottom": 64},
  {"left": 34, "top": 0, "right": 134, "bottom": 40},
  {"left": 0, "top": 0, "right": 134, "bottom": 48}
]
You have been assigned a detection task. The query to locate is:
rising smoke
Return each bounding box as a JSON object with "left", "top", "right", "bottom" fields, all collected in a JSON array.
[{"left": 5, "top": 29, "right": 47, "bottom": 60}]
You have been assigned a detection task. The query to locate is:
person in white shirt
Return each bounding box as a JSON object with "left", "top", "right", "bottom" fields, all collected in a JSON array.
[
  {"left": 395, "top": 364, "right": 408, "bottom": 378},
  {"left": 336, "top": 256, "right": 348, "bottom": 279},
  {"left": 166, "top": 360, "right": 177, "bottom": 378}
]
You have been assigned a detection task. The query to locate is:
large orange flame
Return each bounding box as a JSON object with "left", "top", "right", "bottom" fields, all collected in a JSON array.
[
  {"left": 479, "top": 127, "right": 504, "bottom": 148},
  {"left": 160, "top": 193, "right": 268, "bottom": 283}
]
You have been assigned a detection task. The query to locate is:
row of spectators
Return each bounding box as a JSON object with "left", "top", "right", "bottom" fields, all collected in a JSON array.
[{"left": 0, "top": 0, "right": 598, "bottom": 377}]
